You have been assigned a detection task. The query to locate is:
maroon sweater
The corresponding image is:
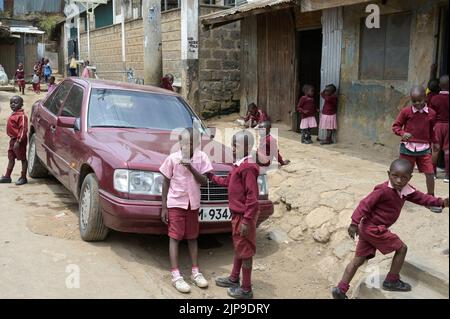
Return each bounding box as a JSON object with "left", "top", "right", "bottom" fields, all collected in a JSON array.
[
  {"left": 430, "top": 93, "right": 449, "bottom": 123},
  {"left": 296, "top": 96, "right": 316, "bottom": 117},
  {"left": 209, "top": 159, "right": 259, "bottom": 224},
  {"left": 351, "top": 182, "right": 444, "bottom": 228},
  {"left": 392, "top": 106, "right": 437, "bottom": 144},
  {"left": 321, "top": 92, "right": 338, "bottom": 115}
]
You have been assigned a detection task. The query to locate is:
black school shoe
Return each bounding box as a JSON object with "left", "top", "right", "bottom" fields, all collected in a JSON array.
[
  {"left": 429, "top": 206, "right": 443, "bottom": 213},
  {"left": 382, "top": 279, "right": 412, "bottom": 292},
  {"left": 331, "top": 287, "right": 348, "bottom": 299},
  {"left": 0, "top": 176, "right": 12, "bottom": 183},
  {"left": 227, "top": 287, "right": 253, "bottom": 299},
  {"left": 215, "top": 276, "right": 240, "bottom": 288},
  {"left": 15, "top": 177, "right": 28, "bottom": 186}
]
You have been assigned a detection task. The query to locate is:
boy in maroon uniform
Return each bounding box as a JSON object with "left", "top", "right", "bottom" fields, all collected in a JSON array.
[
  {"left": 0, "top": 96, "right": 28, "bottom": 185},
  {"left": 14, "top": 63, "right": 25, "bottom": 95},
  {"left": 392, "top": 86, "right": 442, "bottom": 213},
  {"left": 332, "top": 159, "right": 448, "bottom": 299},
  {"left": 256, "top": 121, "right": 290, "bottom": 167},
  {"left": 208, "top": 130, "right": 260, "bottom": 299},
  {"left": 243, "top": 103, "right": 268, "bottom": 128},
  {"left": 430, "top": 75, "right": 449, "bottom": 183},
  {"left": 297, "top": 84, "right": 318, "bottom": 144}
]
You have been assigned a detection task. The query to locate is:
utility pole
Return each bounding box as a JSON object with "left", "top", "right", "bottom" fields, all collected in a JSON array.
[{"left": 142, "top": 0, "right": 162, "bottom": 86}]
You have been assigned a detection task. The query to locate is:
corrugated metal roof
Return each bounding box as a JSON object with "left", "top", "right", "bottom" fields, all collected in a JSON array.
[
  {"left": 10, "top": 26, "right": 45, "bottom": 34},
  {"left": 201, "top": 0, "right": 297, "bottom": 27}
]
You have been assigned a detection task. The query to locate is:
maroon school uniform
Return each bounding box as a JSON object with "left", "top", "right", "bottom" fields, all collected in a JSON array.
[
  {"left": 427, "top": 92, "right": 438, "bottom": 105},
  {"left": 244, "top": 109, "right": 268, "bottom": 128},
  {"left": 7, "top": 109, "right": 28, "bottom": 161},
  {"left": 392, "top": 105, "right": 437, "bottom": 144},
  {"left": 210, "top": 156, "right": 259, "bottom": 259},
  {"left": 321, "top": 93, "right": 338, "bottom": 115},
  {"left": 430, "top": 91, "right": 449, "bottom": 176},
  {"left": 351, "top": 181, "right": 444, "bottom": 259},
  {"left": 15, "top": 69, "right": 25, "bottom": 89},
  {"left": 296, "top": 96, "right": 316, "bottom": 117}
]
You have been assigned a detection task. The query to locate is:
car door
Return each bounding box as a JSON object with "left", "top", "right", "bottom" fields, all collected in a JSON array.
[
  {"left": 40, "top": 82, "right": 73, "bottom": 178},
  {"left": 53, "top": 84, "right": 85, "bottom": 190}
]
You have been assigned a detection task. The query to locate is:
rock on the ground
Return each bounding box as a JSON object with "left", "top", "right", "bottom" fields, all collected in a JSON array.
[
  {"left": 336, "top": 209, "right": 353, "bottom": 228},
  {"left": 320, "top": 191, "right": 354, "bottom": 212},
  {"left": 272, "top": 203, "right": 286, "bottom": 218},
  {"left": 333, "top": 239, "right": 355, "bottom": 259},
  {"left": 288, "top": 224, "right": 307, "bottom": 241},
  {"left": 266, "top": 229, "right": 289, "bottom": 243},
  {"left": 313, "top": 225, "right": 331, "bottom": 243},
  {"left": 305, "top": 206, "right": 336, "bottom": 229}
]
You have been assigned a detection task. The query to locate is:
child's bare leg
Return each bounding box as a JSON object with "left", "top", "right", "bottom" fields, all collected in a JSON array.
[
  {"left": 187, "top": 239, "right": 198, "bottom": 269},
  {"left": 387, "top": 244, "right": 407, "bottom": 277},
  {"left": 340, "top": 256, "right": 366, "bottom": 285},
  {"left": 169, "top": 238, "right": 180, "bottom": 271},
  {"left": 5, "top": 159, "right": 15, "bottom": 175},
  {"left": 425, "top": 173, "right": 435, "bottom": 195},
  {"left": 21, "top": 160, "right": 28, "bottom": 177}
]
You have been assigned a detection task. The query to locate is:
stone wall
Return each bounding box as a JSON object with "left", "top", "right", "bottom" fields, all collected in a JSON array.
[
  {"left": 161, "top": 9, "right": 182, "bottom": 83},
  {"left": 79, "top": 19, "right": 144, "bottom": 81},
  {"left": 198, "top": 6, "right": 241, "bottom": 118}
]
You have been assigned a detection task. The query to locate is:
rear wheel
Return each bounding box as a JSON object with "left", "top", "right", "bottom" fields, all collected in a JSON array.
[
  {"left": 28, "top": 133, "right": 48, "bottom": 178},
  {"left": 79, "top": 173, "right": 109, "bottom": 241}
]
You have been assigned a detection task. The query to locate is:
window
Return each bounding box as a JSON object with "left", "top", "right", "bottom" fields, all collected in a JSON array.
[
  {"left": 202, "top": 0, "right": 216, "bottom": 4},
  {"left": 224, "top": 0, "right": 236, "bottom": 6},
  {"left": 44, "top": 83, "right": 73, "bottom": 115},
  {"left": 161, "top": 0, "right": 180, "bottom": 12},
  {"left": 359, "top": 12, "right": 412, "bottom": 80},
  {"left": 88, "top": 89, "right": 199, "bottom": 130},
  {"left": 61, "top": 86, "right": 84, "bottom": 118}
]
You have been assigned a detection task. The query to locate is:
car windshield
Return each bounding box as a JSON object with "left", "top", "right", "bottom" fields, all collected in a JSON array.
[{"left": 88, "top": 88, "right": 203, "bottom": 131}]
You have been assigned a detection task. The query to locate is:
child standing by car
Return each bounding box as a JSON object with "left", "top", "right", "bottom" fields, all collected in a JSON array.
[
  {"left": 159, "top": 127, "right": 213, "bottom": 293},
  {"left": 297, "top": 85, "right": 318, "bottom": 144},
  {"left": 208, "top": 130, "right": 260, "bottom": 299},
  {"left": 47, "top": 76, "right": 56, "bottom": 95},
  {"left": 0, "top": 96, "right": 28, "bottom": 185},
  {"left": 332, "top": 159, "right": 448, "bottom": 299}
]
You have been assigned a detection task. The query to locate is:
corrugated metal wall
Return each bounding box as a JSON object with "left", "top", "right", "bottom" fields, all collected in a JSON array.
[
  {"left": 320, "top": 7, "right": 343, "bottom": 141},
  {"left": 0, "top": 0, "right": 4, "bottom": 11},
  {"left": 14, "top": 0, "right": 61, "bottom": 15}
]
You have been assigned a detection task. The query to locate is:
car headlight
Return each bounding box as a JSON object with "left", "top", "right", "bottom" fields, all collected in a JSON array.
[
  {"left": 114, "top": 169, "right": 163, "bottom": 195},
  {"left": 257, "top": 174, "right": 268, "bottom": 196}
]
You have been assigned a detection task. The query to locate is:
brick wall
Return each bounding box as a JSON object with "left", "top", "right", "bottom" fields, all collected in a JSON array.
[
  {"left": 198, "top": 7, "right": 241, "bottom": 118},
  {"left": 80, "top": 19, "right": 144, "bottom": 81},
  {"left": 161, "top": 9, "right": 182, "bottom": 83}
]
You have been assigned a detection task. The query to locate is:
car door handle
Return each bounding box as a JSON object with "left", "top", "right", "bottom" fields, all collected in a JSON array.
[{"left": 50, "top": 125, "right": 56, "bottom": 133}]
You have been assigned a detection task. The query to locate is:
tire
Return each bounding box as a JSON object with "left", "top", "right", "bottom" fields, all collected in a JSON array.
[
  {"left": 79, "top": 173, "right": 109, "bottom": 241},
  {"left": 28, "top": 133, "right": 48, "bottom": 178}
]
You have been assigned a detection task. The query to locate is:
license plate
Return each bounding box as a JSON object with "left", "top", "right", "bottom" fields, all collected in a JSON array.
[{"left": 199, "top": 207, "right": 231, "bottom": 222}]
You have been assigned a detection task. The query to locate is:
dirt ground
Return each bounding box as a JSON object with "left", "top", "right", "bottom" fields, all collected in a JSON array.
[{"left": 0, "top": 90, "right": 448, "bottom": 299}]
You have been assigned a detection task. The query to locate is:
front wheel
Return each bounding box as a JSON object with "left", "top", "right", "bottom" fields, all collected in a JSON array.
[
  {"left": 79, "top": 173, "right": 109, "bottom": 241},
  {"left": 28, "top": 133, "right": 48, "bottom": 178}
]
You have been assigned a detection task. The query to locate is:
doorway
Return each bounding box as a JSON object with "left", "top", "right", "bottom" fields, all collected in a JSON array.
[{"left": 296, "top": 28, "right": 322, "bottom": 134}]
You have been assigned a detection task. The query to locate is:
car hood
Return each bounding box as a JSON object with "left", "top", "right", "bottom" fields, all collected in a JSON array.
[{"left": 87, "top": 128, "right": 233, "bottom": 172}]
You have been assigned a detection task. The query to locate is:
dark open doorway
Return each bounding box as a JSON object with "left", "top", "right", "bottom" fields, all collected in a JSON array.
[{"left": 296, "top": 28, "right": 322, "bottom": 134}]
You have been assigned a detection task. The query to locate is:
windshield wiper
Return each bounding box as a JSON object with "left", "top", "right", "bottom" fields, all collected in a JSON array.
[{"left": 90, "top": 125, "right": 140, "bottom": 129}]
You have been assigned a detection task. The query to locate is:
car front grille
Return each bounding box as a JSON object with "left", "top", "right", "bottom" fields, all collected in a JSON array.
[{"left": 201, "top": 172, "right": 228, "bottom": 203}]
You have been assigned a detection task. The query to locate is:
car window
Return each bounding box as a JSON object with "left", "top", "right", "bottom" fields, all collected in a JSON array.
[
  {"left": 60, "top": 85, "right": 83, "bottom": 118},
  {"left": 45, "top": 82, "right": 72, "bottom": 115},
  {"left": 88, "top": 89, "right": 201, "bottom": 130}
]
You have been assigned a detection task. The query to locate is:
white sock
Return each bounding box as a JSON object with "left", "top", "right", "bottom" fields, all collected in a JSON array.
[{"left": 171, "top": 269, "right": 181, "bottom": 280}]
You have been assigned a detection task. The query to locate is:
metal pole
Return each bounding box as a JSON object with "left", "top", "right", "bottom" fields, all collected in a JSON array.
[
  {"left": 87, "top": 3, "right": 91, "bottom": 60},
  {"left": 77, "top": 15, "right": 81, "bottom": 59},
  {"left": 121, "top": 0, "right": 126, "bottom": 79}
]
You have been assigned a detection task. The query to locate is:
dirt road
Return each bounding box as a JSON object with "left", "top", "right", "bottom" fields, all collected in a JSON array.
[{"left": 0, "top": 90, "right": 447, "bottom": 298}]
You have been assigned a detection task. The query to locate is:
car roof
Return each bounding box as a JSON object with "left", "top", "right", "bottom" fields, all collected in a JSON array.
[{"left": 66, "top": 77, "right": 179, "bottom": 96}]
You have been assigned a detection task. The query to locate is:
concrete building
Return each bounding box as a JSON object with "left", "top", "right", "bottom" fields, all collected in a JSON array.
[{"left": 202, "top": 0, "right": 449, "bottom": 153}]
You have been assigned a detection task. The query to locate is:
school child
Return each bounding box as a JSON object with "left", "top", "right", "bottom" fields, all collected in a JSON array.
[
  {"left": 319, "top": 84, "right": 338, "bottom": 145},
  {"left": 0, "top": 96, "right": 28, "bottom": 185},
  {"left": 207, "top": 130, "right": 260, "bottom": 299},
  {"left": 43, "top": 59, "right": 52, "bottom": 83},
  {"left": 256, "top": 121, "right": 290, "bottom": 167},
  {"left": 32, "top": 71, "right": 41, "bottom": 94},
  {"left": 430, "top": 75, "right": 449, "bottom": 183},
  {"left": 82, "top": 60, "right": 91, "bottom": 79},
  {"left": 426, "top": 78, "right": 440, "bottom": 105},
  {"left": 332, "top": 158, "right": 448, "bottom": 299},
  {"left": 296, "top": 84, "right": 318, "bottom": 144},
  {"left": 242, "top": 103, "right": 268, "bottom": 128},
  {"left": 160, "top": 74, "right": 174, "bottom": 91},
  {"left": 159, "top": 128, "right": 213, "bottom": 293},
  {"left": 47, "top": 76, "right": 56, "bottom": 95},
  {"left": 392, "top": 86, "right": 442, "bottom": 213},
  {"left": 14, "top": 63, "right": 25, "bottom": 95}
]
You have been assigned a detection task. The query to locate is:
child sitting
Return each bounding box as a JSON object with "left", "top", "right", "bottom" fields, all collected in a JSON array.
[{"left": 256, "top": 121, "right": 290, "bottom": 167}]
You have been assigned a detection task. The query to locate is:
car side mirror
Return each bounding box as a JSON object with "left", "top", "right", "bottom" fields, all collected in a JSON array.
[
  {"left": 74, "top": 118, "right": 81, "bottom": 131},
  {"left": 207, "top": 127, "right": 216, "bottom": 139},
  {"left": 57, "top": 116, "right": 77, "bottom": 129}
]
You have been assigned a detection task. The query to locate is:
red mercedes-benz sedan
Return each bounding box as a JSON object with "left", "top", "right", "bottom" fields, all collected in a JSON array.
[{"left": 28, "top": 78, "right": 273, "bottom": 241}]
